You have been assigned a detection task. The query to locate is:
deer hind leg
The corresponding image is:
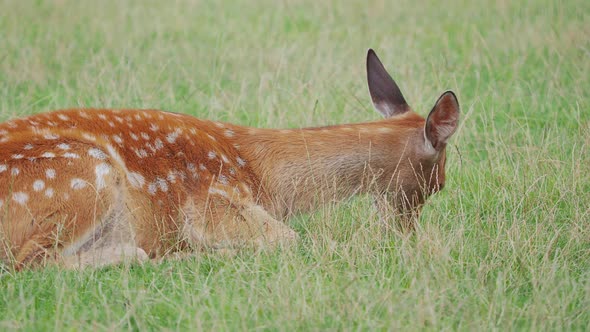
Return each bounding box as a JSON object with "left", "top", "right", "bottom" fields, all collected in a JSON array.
[
  {"left": 12, "top": 160, "right": 147, "bottom": 270},
  {"left": 15, "top": 206, "right": 148, "bottom": 271},
  {"left": 59, "top": 204, "right": 149, "bottom": 270},
  {"left": 59, "top": 168, "right": 148, "bottom": 269},
  {"left": 181, "top": 184, "right": 298, "bottom": 252},
  {"left": 12, "top": 206, "right": 148, "bottom": 270}
]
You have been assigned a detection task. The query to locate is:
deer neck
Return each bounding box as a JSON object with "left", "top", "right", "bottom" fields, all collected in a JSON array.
[{"left": 236, "top": 114, "right": 425, "bottom": 219}]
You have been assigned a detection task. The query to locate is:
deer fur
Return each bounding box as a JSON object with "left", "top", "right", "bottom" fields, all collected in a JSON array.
[{"left": 0, "top": 49, "right": 459, "bottom": 270}]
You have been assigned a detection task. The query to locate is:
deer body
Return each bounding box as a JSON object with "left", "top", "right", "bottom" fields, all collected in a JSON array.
[{"left": 0, "top": 50, "right": 459, "bottom": 269}]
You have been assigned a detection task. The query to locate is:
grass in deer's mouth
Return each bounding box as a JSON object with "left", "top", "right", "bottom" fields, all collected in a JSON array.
[{"left": 1, "top": 0, "right": 589, "bottom": 330}]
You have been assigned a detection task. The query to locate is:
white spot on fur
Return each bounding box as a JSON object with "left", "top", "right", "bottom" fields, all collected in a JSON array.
[
  {"left": 46, "top": 169, "right": 56, "bottom": 179},
  {"left": 127, "top": 172, "right": 145, "bottom": 188},
  {"left": 112, "top": 135, "right": 123, "bottom": 144},
  {"left": 208, "top": 151, "right": 216, "bottom": 159},
  {"left": 237, "top": 157, "right": 246, "bottom": 167},
  {"left": 95, "top": 163, "right": 110, "bottom": 190},
  {"left": 214, "top": 122, "right": 224, "bottom": 128},
  {"left": 187, "top": 163, "right": 196, "bottom": 173},
  {"left": 224, "top": 129, "right": 234, "bottom": 137},
  {"left": 71, "top": 178, "right": 88, "bottom": 190},
  {"left": 88, "top": 148, "right": 107, "bottom": 160},
  {"left": 24, "top": 144, "right": 34, "bottom": 150},
  {"left": 11, "top": 168, "right": 19, "bottom": 176},
  {"left": 206, "top": 133, "right": 216, "bottom": 141},
  {"left": 130, "top": 133, "right": 139, "bottom": 141},
  {"left": 33, "top": 180, "right": 45, "bottom": 191},
  {"left": 134, "top": 148, "right": 148, "bottom": 158},
  {"left": 167, "top": 171, "right": 177, "bottom": 184},
  {"left": 81, "top": 133, "right": 97, "bottom": 141},
  {"left": 156, "top": 178, "right": 168, "bottom": 192},
  {"left": 208, "top": 187, "right": 229, "bottom": 198},
  {"left": 217, "top": 174, "right": 229, "bottom": 185},
  {"left": 78, "top": 111, "right": 90, "bottom": 119},
  {"left": 149, "top": 123, "right": 159, "bottom": 131},
  {"left": 140, "top": 132, "right": 150, "bottom": 140},
  {"left": 45, "top": 188, "right": 54, "bottom": 198},
  {"left": 178, "top": 171, "right": 187, "bottom": 181},
  {"left": 12, "top": 192, "right": 28, "bottom": 205},
  {"left": 63, "top": 152, "right": 80, "bottom": 159},
  {"left": 221, "top": 154, "right": 229, "bottom": 163},
  {"left": 43, "top": 133, "right": 59, "bottom": 140},
  {"left": 146, "top": 142, "right": 157, "bottom": 152},
  {"left": 166, "top": 130, "right": 180, "bottom": 143},
  {"left": 0, "top": 165, "right": 6, "bottom": 173},
  {"left": 147, "top": 182, "right": 157, "bottom": 195},
  {"left": 41, "top": 152, "right": 55, "bottom": 158},
  {"left": 57, "top": 114, "right": 69, "bottom": 121},
  {"left": 98, "top": 114, "right": 107, "bottom": 120},
  {"left": 154, "top": 138, "right": 164, "bottom": 150},
  {"left": 11, "top": 154, "right": 24, "bottom": 159},
  {"left": 57, "top": 143, "right": 70, "bottom": 150},
  {"left": 378, "top": 127, "right": 393, "bottom": 133}
]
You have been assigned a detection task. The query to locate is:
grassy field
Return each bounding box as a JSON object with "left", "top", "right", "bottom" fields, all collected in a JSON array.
[{"left": 1, "top": 0, "right": 589, "bottom": 330}]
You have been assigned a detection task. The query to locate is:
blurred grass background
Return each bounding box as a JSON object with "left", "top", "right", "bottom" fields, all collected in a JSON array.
[{"left": 0, "top": 0, "right": 589, "bottom": 330}]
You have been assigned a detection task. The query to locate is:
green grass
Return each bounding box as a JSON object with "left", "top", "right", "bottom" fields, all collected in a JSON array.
[{"left": 1, "top": 0, "right": 589, "bottom": 330}]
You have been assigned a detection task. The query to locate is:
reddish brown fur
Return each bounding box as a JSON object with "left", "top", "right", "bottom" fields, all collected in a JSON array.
[{"left": 0, "top": 50, "right": 459, "bottom": 269}]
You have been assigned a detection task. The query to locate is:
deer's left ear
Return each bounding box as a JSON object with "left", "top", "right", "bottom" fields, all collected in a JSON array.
[
  {"left": 366, "top": 49, "right": 410, "bottom": 117},
  {"left": 424, "top": 91, "right": 460, "bottom": 151}
]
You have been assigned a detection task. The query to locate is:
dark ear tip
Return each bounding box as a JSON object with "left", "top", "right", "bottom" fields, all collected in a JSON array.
[
  {"left": 366, "top": 49, "right": 384, "bottom": 75},
  {"left": 442, "top": 90, "right": 457, "bottom": 99},
  {"left": 367, "top": 49, "right": 378, "bottom": 63},
  {"left": 439, "top": 90, "right": 460, "bottom": 110}
]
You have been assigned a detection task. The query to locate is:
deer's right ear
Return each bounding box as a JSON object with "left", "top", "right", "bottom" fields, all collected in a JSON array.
[
  {"left": 366, "top": 49, "right": 410, "bottom": 118},
  {"left": 424, "top": 91, "right": 460, "bottom": 151}
]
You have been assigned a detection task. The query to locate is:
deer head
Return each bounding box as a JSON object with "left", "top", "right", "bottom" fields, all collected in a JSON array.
[{"left": 366, "top": 49, "right": 460, "bottom": 230}]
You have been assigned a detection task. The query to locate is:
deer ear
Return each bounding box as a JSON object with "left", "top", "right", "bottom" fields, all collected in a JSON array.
[
  {"left": 424, "top": 91, "right": 460, "bottom": 151},
  {"left": 366, "top": 49, "right": 410, "bottom": 118}
]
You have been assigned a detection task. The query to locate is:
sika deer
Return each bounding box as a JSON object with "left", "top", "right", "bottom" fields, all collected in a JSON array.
[{"left": 0, "top": 49, "right": 459, "bottom": 270}]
